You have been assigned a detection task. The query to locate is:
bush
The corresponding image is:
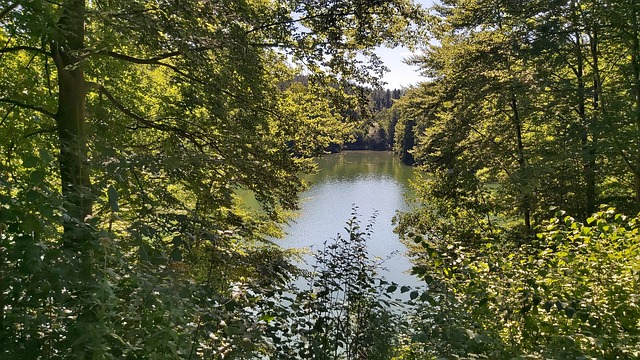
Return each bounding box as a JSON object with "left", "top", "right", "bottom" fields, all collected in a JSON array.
[{"left": 405, "top": 207, "right": 640, "bottom": 359}]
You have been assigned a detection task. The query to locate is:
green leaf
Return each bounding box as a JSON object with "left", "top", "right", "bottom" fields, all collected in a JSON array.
[
  {"left": 22, "top": 155, "right": 39, "bottom": 168},
  {"left": 29, "top": 170, "right": 46, "bottom": 183},
  {"left": 409, "top": 290, "right": 419, "bottom": 300},
  {"left": 170, "top": 248, "right": 182, "bottom": 261},
  {"left": 386, "top": 284, "right": 397, "bottom": 293},
  {"left": 21, "top": 214, "right": 41, "bottom": 233},
  {"left": 38, "top": 148, "right": 53, "bottom": 163},
  {"left": 564, "top": 307, "right": 576, "bottom": 318},
  {"left": 260, "top": 314, "right": 275, "bottom": 322}
]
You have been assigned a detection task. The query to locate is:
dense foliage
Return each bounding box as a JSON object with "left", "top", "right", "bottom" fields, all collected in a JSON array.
[
  {"left": 396, "top": 208, "right": 640, "bottom": 359},
  {"left": 0, "top": 0, "right": 425, "bottom": 357},
  {"left": 4, "top": 0, "right": 640, "bottom": 358},
  {"left": 392, "top": 0, "right": 640, "bottom": 358},
  {"left": 395, "top": 0, "right": 640, "bottom": 221}
]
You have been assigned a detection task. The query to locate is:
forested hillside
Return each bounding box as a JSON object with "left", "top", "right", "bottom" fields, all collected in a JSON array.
[{"left": 342, "top": 87, "right": 405, "bottom": 151}]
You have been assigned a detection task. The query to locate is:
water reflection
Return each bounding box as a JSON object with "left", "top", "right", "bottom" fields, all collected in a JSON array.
[{"left": 281, "top": 151, "right": 419, "bottom": 286}]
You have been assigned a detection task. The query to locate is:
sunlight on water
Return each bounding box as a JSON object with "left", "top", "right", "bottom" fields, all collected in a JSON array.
[{"left": 278, "top": 151, "right": 420, "bottom": 286}]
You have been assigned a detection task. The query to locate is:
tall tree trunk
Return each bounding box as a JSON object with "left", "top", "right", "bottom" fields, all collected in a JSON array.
[
  {"left": 52, "top": 3, "right": 104, "bottom": 355},
  {"left": 632, "top": 9, "right": 640, "bottom": 211},
  {"left": 588, "top": 24, "right": 600, "bottom": 214},
  {"left": 400, "top": 119, "right": 415, "bottom": 165},
  {"left": 510, "top": 93, "right": 531, "bottom": 230},
  {"left": 576, "top": 29, "right": 597, "bottom": 217},
  {"left": 52, "top": 0, "right": 91, "bottom": 245}
]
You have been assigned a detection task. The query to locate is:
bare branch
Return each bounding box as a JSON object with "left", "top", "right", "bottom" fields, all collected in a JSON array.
[
  {"left": 25, "top": 126, "right": 57, "bottom": 138},
  {"left": 0, "top": 104, "right": 15, "bottom": 126},
  {"left": 248, "top": 43, "right": 284, "bottom": 48},
  {"left": 0, "top": 98, "right": 55, "bottom": 118}
]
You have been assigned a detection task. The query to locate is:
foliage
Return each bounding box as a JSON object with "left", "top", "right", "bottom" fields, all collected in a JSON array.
[
  {"left": 400, "top": 206, "right": 640, "bottom": 359},
  {"left": 0, "top": 0, "right": 426, "bottom": 357},
  {"left": 390, "top": 1, "right": 640, "bottom": 359},
  {"left": 300, "top": 212, "right": 401, "bottom": 359},
  {"left": 395, "top": 0, "right": 640, "bottom": 229}
]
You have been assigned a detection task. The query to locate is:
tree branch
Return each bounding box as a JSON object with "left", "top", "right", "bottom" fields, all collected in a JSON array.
[
  {"left": 96, "top": 45, "right": 240, "bottom": 64},
  {"left": 96, "top": 49, "right": 221, "bottom": 87},
  {"left": 25, "top": 126, "right": 57, "bottom": 138},
  {"left": 97, "top": 50, "right": 184, "bottom": 64},
  {"left": 617, "top": 145, "right": 640, "bottom": 177},
  {"left": 88, "top": 82, "right": 200, "bottom": 142},
  {"left": 0, "top": 0, "right": 21, "bottom": 21},
  {"left": 0, "top": 46, "right": 51, "bottom": 56},
  {"left": 97, "top": 51, "right": 249, "bottom": 104},
  {"left": 0, "top": 98, "right": 55, "bottom": 118},
  {"left": 246, "top": 11, "right": 359, "bottom": 35},
  {"left": 0, "top": 104, "right": 15, "bottom": 126}
]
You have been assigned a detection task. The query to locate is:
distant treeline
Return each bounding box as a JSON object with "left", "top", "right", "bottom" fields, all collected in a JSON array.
[
  {"left": 342, "top": 87, "right": 404, "bottom": 151},
  {"left": 285, "top": 74, "right": 407, "bottom": 152}
]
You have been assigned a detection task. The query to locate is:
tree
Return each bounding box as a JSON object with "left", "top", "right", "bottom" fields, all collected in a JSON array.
[
  {"left": 0, "top": 0, "right": 425, "bottom": 356},
  {"left": 401, "top": 207, "right": 640, "bottom": 358},
  {"left": 393, "top": 0, "right": 640, "bottom": 357}
]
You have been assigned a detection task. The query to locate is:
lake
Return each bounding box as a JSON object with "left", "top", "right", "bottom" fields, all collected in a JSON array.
[{"left": 279, "top": 150, "right": 419, "bottom": 287}]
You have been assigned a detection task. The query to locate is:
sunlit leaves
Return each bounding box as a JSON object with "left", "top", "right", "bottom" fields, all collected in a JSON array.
[
  {"left": 404, "top": 207, "right": 640, "bottom": 358},
  {"left": 2, "top": 0, "right": 428, "bottom": 357}
]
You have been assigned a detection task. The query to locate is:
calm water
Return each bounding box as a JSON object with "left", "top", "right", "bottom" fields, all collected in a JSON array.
[{"left": 279, "top": 151, "right": 419, "bottom": 286}]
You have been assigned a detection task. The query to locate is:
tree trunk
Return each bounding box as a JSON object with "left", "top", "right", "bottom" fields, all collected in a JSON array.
[
  {"left": 632, "top": 9, "right": 640, "bottom": 211},
  {"left": 510, "top": 93, "right": 530, "bottom": 230},
  {"left": 52, "top": 0, "right": 91, "bottom": 245},
  {"left": 51, "top": 2, "right": 105, "bottom": 355},
  {"left": 588, "top": 24, "right": 600, "bottom": 215},
  {"left": 576, "top": 29, "right": 597, "bottom": 217}
]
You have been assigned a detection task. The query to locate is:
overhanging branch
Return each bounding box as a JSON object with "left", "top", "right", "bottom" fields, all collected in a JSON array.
[
  {"left": 96, "top": 49, "right": 213, "bottom": 86},
  {"left": 0, "top": 98, "right": 55, "bottom": 118},
  {"left": 97, "top": 50, "right": 184, "bottom": 64},
  {"left": 246, "top": 11, "right": 358, "bottom": 35},
  {"left": 0, "top": 46, "right": 51, "bottom": 56},
  {"left": 98, "top": 51, "right": 247, "bottom": 103},
  {"left": 88, "top": 82, "right": 199, "bottom": 141},
  {"left": 0, "top": 0, "right": 21, "bottom": 21}
]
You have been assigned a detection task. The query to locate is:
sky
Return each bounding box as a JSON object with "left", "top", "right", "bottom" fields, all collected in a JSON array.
[
  {"left": 377, "top": 0, "right": 435, "bottom": 89},
  {"left": 377, "top": 46, "right": 427, "bottom": 89}
]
